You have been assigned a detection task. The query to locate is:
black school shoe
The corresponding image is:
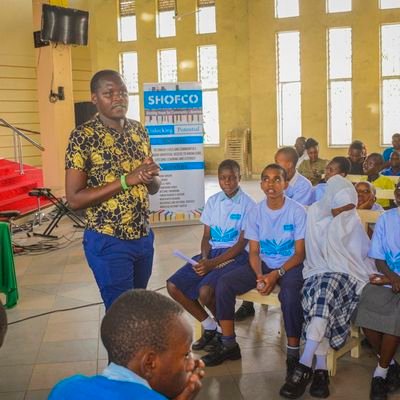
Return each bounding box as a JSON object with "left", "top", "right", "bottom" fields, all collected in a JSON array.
[
  {"left": 201, "top": 342, "right": 241, "bottom": 366},
  {"left": 203, "top": 332, "right": 222, "bottom": 352},
  {"left": 192, "top": 329, "right": 218, "bottom": 351},
  {"left": 234, "top": 301, "right": 255, "bottom": 321},
  {"left": 370, "top": 377, "right": 388, "bottom": 400},
  {"left": 279, "top": 362, "right": 313, "bottom": 399},
  {"left": 309, "top": 369, "right": 330, "bottom": 398},
  {"left": 286, "top": 356, "right": 299, "bottom": 380},
  {"left": 387, "top": 361, "right": 400, "bottom": 392}
]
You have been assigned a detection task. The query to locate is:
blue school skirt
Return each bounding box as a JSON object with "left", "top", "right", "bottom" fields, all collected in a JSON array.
[{"left": 167, "top": 248, "right": 249, "bottom": 300}]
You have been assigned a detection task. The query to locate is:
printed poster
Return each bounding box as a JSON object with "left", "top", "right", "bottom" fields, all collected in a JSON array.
[{"left": 144, "top": 82, "right": 205, "bottom": 224}]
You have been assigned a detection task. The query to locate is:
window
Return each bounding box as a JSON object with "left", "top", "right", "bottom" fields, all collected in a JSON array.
[
  {"left": 328, "top": 28, "right": 352, "bottom": 146},
  {"left": 158, "top": 49, "right": 177, "bottom": 83},
  {"left": 196, "top": 0, "right": 216, "bottom": 34},
  {"left": 276, "top": 31, "right": 301, "bottom": 146},
  {"left": 156, "top": 0, "right": 176, "bottom": 38},
  {"left": 326, "top": 0, "right": 352, "bottom": 12},
  {"left": 118, "top": 0, "right": 137, "bottom": 41},
  {"left": 198, "top": 45, "right": 219, "bottom": 145},
  {"left": 380, "top": 0, "right": 400, "bottom": 9},
  {"left": 275, "top": 0, "right": 299, "bottom": 18},
  {"left": 381, "top": 24, "right": 400, "bottom": 144},
  {"left": 120, "top": 52, "right": 140, "bottom": 121}
]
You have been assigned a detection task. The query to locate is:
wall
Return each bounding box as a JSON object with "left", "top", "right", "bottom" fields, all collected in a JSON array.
[
  {"left": 0, "top": 0, "right": 40, "bottom": 166},
  {"left": 1, "top": 0, "right": 400, "bottom": 175},
  {"left": 0, "top": 0, "right": 92, "bottom": 168},
  {"left": 248, "top": 0, "right": 400, "bottom": 174},
  {"left": 88, "top": 0, "right": 251, "bottom": 173}
]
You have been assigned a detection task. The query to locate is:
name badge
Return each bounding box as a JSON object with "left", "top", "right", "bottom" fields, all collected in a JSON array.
[
  {"left": 283, "top": 224, "right": 294, "bottom": 231},
  {"left": 230, "top": 213, "right": 241, "bottom": 220}
]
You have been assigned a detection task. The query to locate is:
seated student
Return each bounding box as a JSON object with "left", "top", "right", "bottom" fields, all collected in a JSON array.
[
  {"left": 381, "top": 150, "right": 400, "bottom": 177},
  {"left": 0, "top": 300, "right": 7, "bottom": 348},
  {"left": 298, "top": 138, "right": 329, "bottom": 186},
  {"left": 383, "top": 133, "right": 400, "bottom": 164},
  {"left": 235, "top": 147, "right": 313, "bottom": 321},
  {"left": 348, "top": 140, "right": 367, "bottom": 175},
  {"left": 280, "top": 175, "right": 376, "bottom": 399},
  {"left": 363, "top": 153, "right": 396, "bottom": 209},
  {"left": 354, "top": 181, "right": 400, "bottom": 400},
  {"left": 49, "top": 289, "right": 205, "bottom": 400},
  {"left": 355, "top": 181, "right": 384, "bottom": 211},
  {"left": 167, "top": 160, "right": 255, "bottom": 351},
  {"left": 294, "top": 136, "right": 309, "bottom": 169},
  {"left": 202, "top": 164, "right": 306, "bottom": 379},
  {"left": 313, "top": 156, "right": 351, "bottom": 202}
]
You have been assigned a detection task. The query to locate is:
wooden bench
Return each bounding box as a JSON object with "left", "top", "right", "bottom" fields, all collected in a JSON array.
[{"left": 193, "top": 209, "right": 383, "bottom": 376}]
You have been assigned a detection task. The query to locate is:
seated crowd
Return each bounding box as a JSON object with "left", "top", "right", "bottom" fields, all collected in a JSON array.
[
  {"left": 167, "top": 135, "right": 400, "bottom": 400},
  {"left": 2, "top": 136, "right": 399, "bottom": 400}
]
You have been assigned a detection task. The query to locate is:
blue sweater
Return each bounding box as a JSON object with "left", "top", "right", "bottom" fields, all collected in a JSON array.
[{"left": 49, "top": 375, "right": 168, "bottom": 400}]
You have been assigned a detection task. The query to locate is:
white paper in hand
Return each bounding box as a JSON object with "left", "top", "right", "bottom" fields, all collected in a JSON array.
[{"left": 173, "top": 250, "right": 199, "bottom": 266}]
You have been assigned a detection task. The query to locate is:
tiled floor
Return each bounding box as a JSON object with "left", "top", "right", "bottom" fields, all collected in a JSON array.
[{"left": 0, "top": 177, "right": 396, "bottom": 399}]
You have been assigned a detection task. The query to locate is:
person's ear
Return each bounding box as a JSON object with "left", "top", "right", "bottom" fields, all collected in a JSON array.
[
  {"left": 284, "top": 180, "right": 289, "bottom": 190},
  {"left": 91, "top": 92, "right": 98, "bottom": 105},
  {"left": 139, "top": 351, "right": 158, "bottom": 382}
]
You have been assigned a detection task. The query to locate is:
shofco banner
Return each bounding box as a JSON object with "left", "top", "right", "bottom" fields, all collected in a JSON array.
[{"left": 144, "top": 82, "right": 205, "bottom": 224}]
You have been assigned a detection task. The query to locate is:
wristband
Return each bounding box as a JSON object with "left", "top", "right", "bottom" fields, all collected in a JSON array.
[
  {"left": 278, "top": 267, "right": 286, "bottom": 277},
  {"left": 120, "top": 174, "right": 130, "bottom": 190}
]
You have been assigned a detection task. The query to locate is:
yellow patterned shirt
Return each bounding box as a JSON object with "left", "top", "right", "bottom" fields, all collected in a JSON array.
[{"left": 65, "top": 115, "right": 152, "bottom": 240}]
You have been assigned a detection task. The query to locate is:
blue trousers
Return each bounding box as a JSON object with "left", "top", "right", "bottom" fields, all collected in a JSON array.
[
  {"left": 83, "top": 229, "right": 154, "bottom": 310},
  {"left": 216, "top": 262, "right": 304, "bottom": 338}
]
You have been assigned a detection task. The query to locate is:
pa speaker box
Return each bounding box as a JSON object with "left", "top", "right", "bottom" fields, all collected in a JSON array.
[{"left": 74, "top": 102, "right": 97, "bottom": 127}]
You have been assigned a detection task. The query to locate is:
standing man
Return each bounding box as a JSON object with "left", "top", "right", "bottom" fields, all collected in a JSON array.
[{"left": 65, "top": 70, "right": 160, "bottom": 310}]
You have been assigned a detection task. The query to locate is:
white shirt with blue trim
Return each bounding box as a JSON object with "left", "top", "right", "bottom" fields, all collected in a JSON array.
[
  {"left": 244, "top": 196, "right": 307, "bottom": 269},
  {"left": 369, "top": 208, "right": 400, "bottom": 275},
  {"left": 200, "top": 188, "right": 256, "bottom": 249},
  {"left": 286, "top": 171, "right": 314, "bottom": 206}
]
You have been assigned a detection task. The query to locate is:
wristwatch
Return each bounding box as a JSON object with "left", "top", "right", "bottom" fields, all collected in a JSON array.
[{"left": 278, "top": 266, "right": 286, "bottom": 277}]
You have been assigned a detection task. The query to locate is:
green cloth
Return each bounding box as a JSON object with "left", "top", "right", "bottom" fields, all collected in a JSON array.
[{"left": 0, "top": 222, "right": 18, "bottom": 308}]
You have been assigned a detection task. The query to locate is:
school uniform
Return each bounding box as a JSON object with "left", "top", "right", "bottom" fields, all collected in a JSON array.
[
  {"left": 355, "top": 209, "right": 400, "bottom": 336},
  {"left": 286, "top": 171, "right": 314, "bottom": 206},
  {"left": 215, "top": 196, "right": 306, "bottom": 338},
  {"left": 167, "top": 188, "right": 255, "bottom": 300},
  {"left": 49, "top": 363, "right": 167, "bottom": 399},
  {"left": 303, "top": 176, "right": 376, "bottom": 349}
]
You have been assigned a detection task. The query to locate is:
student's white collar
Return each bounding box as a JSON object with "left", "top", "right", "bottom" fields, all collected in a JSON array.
[{"left": 102, "top": 362, "right": 151, "bottom": 389}]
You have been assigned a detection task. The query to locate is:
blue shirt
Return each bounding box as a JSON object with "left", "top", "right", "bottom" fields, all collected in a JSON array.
[
  {"left": 381, "top": 167, "right": 400, "bottom": 177},
  {"left": 383, "top": 147, "right": 394, "bottom": 162},
  {"left": 369, "top": 208, "right": 400, "bottom": 275},
  {"left": 244, "top": 196, "right": 307, "bottom": 269},
  {"left": 285, "top": 171, "right": 314, "bottom": 206},
  {"left": 49, "top": 363, "right": 167, "bottom": 400},
  {"left": 201, "top": 188, "right": 256, "bottom": 249}
]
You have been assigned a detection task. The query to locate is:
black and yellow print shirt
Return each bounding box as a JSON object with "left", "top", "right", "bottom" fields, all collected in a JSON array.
[{"left": 65, "top": 115, "right": 152, "bottom": 240}]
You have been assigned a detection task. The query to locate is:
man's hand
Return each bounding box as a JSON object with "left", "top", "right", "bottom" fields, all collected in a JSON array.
[
  {"left": 173, "top": 359, "right": 205, "bottom": 400},
  {"left": 126, "top": 158, "right": 160, "bottom": 186},
  {"left": 193, "top": 259, "right": 215, "bottom": 276},
  {"left": 256, "top": 270, "right": 279, "bottom": 295}
]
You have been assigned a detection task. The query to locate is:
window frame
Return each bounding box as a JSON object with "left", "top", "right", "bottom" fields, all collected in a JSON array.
[{"left": 327, "top": 27, "right": 353, "bottom": 147}]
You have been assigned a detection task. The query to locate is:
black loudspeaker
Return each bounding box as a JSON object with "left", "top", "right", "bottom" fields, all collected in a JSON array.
[{"left": 74, "top": 102, "right": 97, "bottom": 127}]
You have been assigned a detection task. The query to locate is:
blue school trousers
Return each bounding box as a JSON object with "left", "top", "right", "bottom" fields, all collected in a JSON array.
[
  {"left": 83, "top": 229, "right": 154, "bottom": 310},
  {"left": 167, "top": 249, "right": 249, "bottom": 300},
  {"left": 216, "top": 262, "right": 304, "bottom": 338}
]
